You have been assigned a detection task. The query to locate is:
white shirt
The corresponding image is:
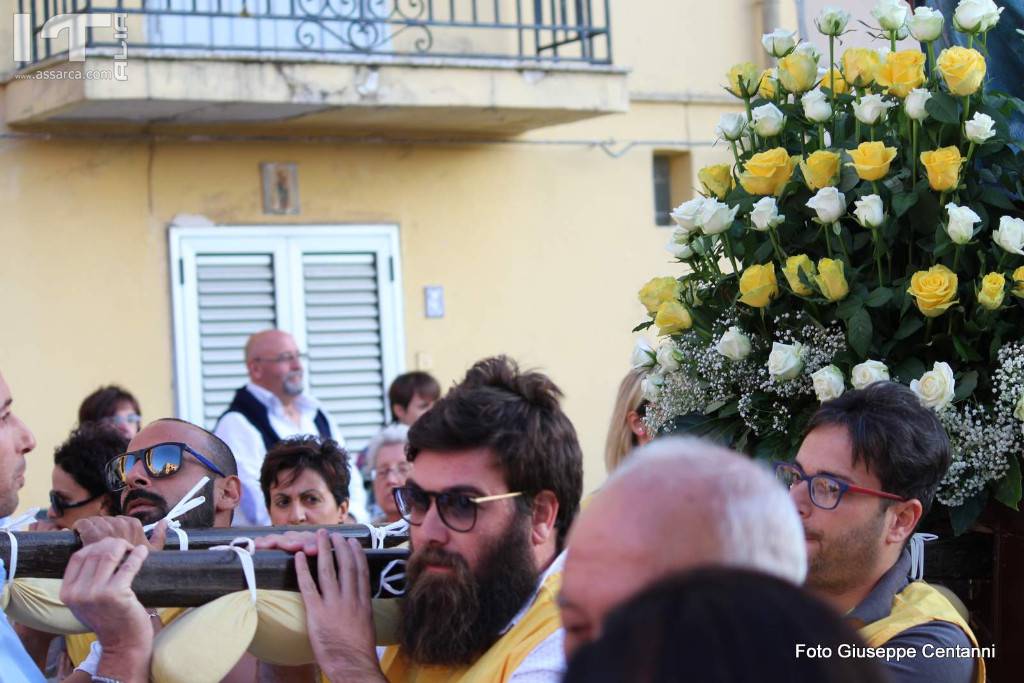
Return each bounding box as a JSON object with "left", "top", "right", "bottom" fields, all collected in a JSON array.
[{"left": 214, "top": 383, "right": 369, "bottom": 526}]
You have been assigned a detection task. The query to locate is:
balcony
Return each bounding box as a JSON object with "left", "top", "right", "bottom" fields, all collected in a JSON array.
[{"left": 4, "top": 1, "right": 629, "bottom": 135}]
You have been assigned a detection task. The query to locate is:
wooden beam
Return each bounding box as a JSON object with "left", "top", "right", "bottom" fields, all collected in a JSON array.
[{"left": 0, "top": 524, "right": 408, "bottom": 580}]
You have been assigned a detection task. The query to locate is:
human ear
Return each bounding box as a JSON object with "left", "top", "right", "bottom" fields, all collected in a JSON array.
[
  {"left": 886, "top": 498, "right": 923, "bottom": 546},
  {"left": 529, "top": 490, "right": 559, "bottom": 546},
  {"left": 216, "top": 475, "right": 243, "bottom": 513}
]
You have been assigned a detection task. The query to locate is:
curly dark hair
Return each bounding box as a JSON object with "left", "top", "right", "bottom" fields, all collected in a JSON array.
[
  {"left": 260, "top": 436, "right": 351, "bottom": 508},
  {"left": 407, "top": 356, "right": 583, "bottom": 549},
  {"left": 53, "top": 424, "right": 127, "bottom": 513}
]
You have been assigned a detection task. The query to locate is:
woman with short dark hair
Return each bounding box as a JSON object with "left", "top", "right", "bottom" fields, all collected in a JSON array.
[
  {"left": 260, "top": 436, "right": 350, "bottom": 526},
  {"left": 78, "top": 384, "right": 142, "bottom": 439}
]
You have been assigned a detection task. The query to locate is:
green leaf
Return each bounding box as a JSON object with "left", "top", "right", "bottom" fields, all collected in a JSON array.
[
  {"left": 632, "top": 320, "right": 654, "bottom": 333},
  {"left": 847, "top": 308, "right": 872, "bottom": 357},
  {"left": 994, "top": 456, "right": 1023, "bottom": 510},
  {"left": 891, "top": 192, "right": 920, "bottom": 218},
  {"left": 949, "top": 492, "right": 987, "bottom": 536},
  {"left": 980, "top": 186, "right": 1016, "bottom": 211},
  {"left": 838, "top": 163, "right": 861, "bottom": 193},
  {"left": 864, "top": 287, "right": 893, "bottom": 308},
  {"left": 835, "top": 295, "right": 865, "bottom": 320},
  {"left": 926, "top": 92, "right": 961, "bottom": 125},
  {"left": 953, "top": 370, "right": 979, "bottom": 401},
  {"left": 893, "top": 357, "right": 926, "bottom": 384},
  {"left": 952, "top": 335, "right": 983, "bottom": 363},
  {"left": 894, "top": 316, "right": 923, "bottom": 340}
]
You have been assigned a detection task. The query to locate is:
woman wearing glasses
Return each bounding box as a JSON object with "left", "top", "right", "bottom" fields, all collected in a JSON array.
[
  {"left": 78, "top": 384, "right": 143, "bottom": 440},
  {"left": 365, "top": 424, "right": 412, "bottom": 525},
  {"left": 259, "top": 436, "right": 351, "bottom": 526}
]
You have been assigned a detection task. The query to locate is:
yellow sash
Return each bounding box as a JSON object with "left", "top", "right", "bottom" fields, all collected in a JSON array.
[
  {"left": 380, "top": 567, "right": 562, "bottom": 683},
  {"left": 857, "top": 580, "right": 985, "bottom": 683},
  {"left": 66, "top": 608, "right": 187, "bottom": 667}
]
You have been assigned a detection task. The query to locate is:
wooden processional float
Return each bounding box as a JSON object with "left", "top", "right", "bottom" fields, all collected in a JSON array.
[{"left": 0, "top": 523, "right": 410, "bottom": 607}]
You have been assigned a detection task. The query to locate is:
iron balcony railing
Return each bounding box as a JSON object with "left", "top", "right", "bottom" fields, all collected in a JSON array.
[{"left": 15, "top": 0, "right": 612, "bottom": 67}]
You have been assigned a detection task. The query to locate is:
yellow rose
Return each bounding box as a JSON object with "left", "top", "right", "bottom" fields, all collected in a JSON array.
[
  {"left": 726, "top": 62, "right": 761, "bottom": 98},
  {"left": 815, "top": 258, "right": 850, "bottom": 302},
  {"left": 758, "top": 69, "right": 778, "bottom": 99},
  {"left": 777, "top": 52, "right": 818, "bottom": 93},
  {"left": 655, "top": 301, "right": 693, "bottom": 335},
  {"left": 639, "top": 276, "right": 681, "bottom": 315},
  {"left": 920, "top": 146, "right": 963, "bottom": 192},
  {"left": 783, "top": 254, "right": 817, "bottom": 296},
  {"left": 875, "top": 51, "right": 926, "bottom": 98},
  {"left": 937, "top": 47, "right": 987, "bottom": 96},
  {"left": 822, "top": 67, "right": 848, "bottom": 95},
  {"left": 908, "top": 264, "right": 959, "bottom": 317},
  {"left": 978, "top": 272, "right": 1005, "bottom": 310},
  {"left": 739, "top": 148, "right": 797, "bottom": 196},
  {"left": 698, "top": 164, "right": 735, "bottom": 200},
  {"left": 842, "top": 48, "right": 882, "bottom": 88},
  {"left": 738, "top": 263, "right": 780, "bottom": 308},
  {"left": 799, "top": 150, "right": 841, "bottom": 191},
  {"left": 848, "top": 141, "right": 899, "bottom": 181},
  {"left": 1012, "top": 266, "right": 1024, "bottom": 297}
]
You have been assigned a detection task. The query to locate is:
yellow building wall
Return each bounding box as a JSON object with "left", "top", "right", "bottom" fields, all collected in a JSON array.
[{"left": 1, "top": 0, "right": 801, "bottom": 511}]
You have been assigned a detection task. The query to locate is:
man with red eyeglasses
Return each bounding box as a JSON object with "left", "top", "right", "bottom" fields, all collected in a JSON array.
[{"left": 778, "top": 381, "right": 984, "bottom": 683}]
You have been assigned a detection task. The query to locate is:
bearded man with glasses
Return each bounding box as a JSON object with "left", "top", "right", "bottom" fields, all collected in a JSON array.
[
  {"left": 778, "top": 381, "right": 984, "bottom": 683},
  {"left": 258, "top": 355, "right": 583, "bottom": 682}
]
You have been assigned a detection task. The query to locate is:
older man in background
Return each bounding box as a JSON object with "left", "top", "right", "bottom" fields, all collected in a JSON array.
[{"left": 215, "top": 329, "right": 367, "bottom": 525}]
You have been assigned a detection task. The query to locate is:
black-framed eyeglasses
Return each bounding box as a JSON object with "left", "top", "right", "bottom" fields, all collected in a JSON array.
[
  {"left": 49, "top": 490, "right": 103, "bottom": 517},
  {"left": 252, "top": 351, "right": 306, "bottom": 364},
  {"left": 393, "top": 484, "right": 522, "bottom": 533},
  {"left": 773, "top": 462, "right": 906, "bottom": 511},
  {"left": 105, "top": 442, "right": 227, "bottom": 492}
]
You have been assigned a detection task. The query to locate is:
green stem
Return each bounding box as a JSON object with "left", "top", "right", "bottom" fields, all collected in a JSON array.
[
  {"left": 963, "top": 94, "right": 970, "bottom": 125},
  {"left": 835, "top": 223, "right": 851, "bottom": 264},
  {"left": 890, "top": 32, "right": 896, "bottom": 53},
  {"left": 871, "top": 180, "right": 880, "bottom": 196},
  {"left": 823, "top": 224, "right": 833, "bottom": 259},
  {"left": 829, "top": 35, "right": 836, "bottom": 138},
  {"left": 953, "top": 245, "right": 961, "bottom": 273},
  {"left": 870, "top": 124, "right": 875, "bottom": 142},
  {"left": 873, "top": 228, "right": 884, "bottom": 288},
  {"left": 730, "top": 140, "right": 742, "bottom": 168},
  {"left": 768, "top": 226, "right": 788, "bottom": 261},
  {"left": 723, "top": 234, "right": 741, "bottom": 274},
  {"left": 927, "top": 42, "right": 937, "bottom": 87},
  {"left": 819, "top": 124, "right": 825, "bottom": 149},
  {"left": 967, "top": 34, "right": 974, "bottom": 50},
  {"left": 926, "top": 317, "right": 934, "bottom": 340},
  {"left": 912, "top": 120, "right": 918, "bottom": 191}
]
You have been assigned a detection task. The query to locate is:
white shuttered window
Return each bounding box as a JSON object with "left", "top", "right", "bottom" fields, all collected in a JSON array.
[{"left": 170, "top": 226, "right": 405, "bottom": 451}]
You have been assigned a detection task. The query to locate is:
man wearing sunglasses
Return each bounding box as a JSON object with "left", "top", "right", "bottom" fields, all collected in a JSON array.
[
  {"left": 214, "top": 329, "right": 368, "bottom": 526},
  {"left": 259, "top": 355, "right": 583, "bottom": 682},
  {"left": 779, "top": 381, "right": 983, "bottom": 683}
]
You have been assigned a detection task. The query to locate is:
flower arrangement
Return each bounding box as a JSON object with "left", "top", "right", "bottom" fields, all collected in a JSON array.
[{"left": 635, "top": 0, "right": 1024, "bottom": 532}]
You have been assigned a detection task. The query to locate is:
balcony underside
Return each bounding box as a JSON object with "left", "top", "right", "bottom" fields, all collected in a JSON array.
[{"left": 5, "top": 55, "right": 629, "bottom": 135}]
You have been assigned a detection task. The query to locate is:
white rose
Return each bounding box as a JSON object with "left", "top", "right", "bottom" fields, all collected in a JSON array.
[
  {"left": 802, "top": 89, "right": 833, "bottom": 123},
  {"left": 762, "top": 28, "right": 798, "bottom": 58},
  {"left": 806, "top": 187, "right": 847, "bottom": 224},
  {"left": 851, "top": 360, "right": 891, "bottom": 389},
  {"left": 750, "top": 196, "right": 785, "bottom": 231},
  {"left": 910, "top": 361, "right": 956, "bottom": 411},
  {"left": 715, "top": 112, "right": 748, "bottom": 142},
  {"left": 670, "top": 197, "right": 705, "bottom": 232},
  {"left": 872, "top": 0, "right": 910, "bottom": 32},
  {"left": 794, "top": 41, "right": 822, "bottom": 64},
  {"left": 953, "top": 0, "right": 1003, "bottom": 33},
  {"left": 853, "top": 94, "right": 896, "bottom": 125},
  {"left": 853, "top": 194, "right": 885, "bottom": 229},
  {"left": 965, "top": 112, "right": 996, "bottom": 144},
  {"left": 909, "top": 7, "right": 944, "bottom": 41},
  {"left": 666, "top": 239, "right": 695, "bottom": 259},
  {"left": 641, "top": 372, "right": 664, "bottom": 402},
  {"left": 656, "top": 343, "right": 681, "bottom": 373},
  {"left": 768, "top": 341, "right": 806, "bottom": 382},
  {"left": 905, "top": 88, "right": 933, "bottom": 122},
  {"left": 812, "top": 365, "right": 846, "bottom": 402},
  {"left": 699, "top": 198, "right": 740, "bottom": 236},
  {"left": 752, "top": 103, "right": 786, "bottom": 137},
  {"left": 631, "top": 338, "right": 656, "bottom": 370},
  {"left": 945, "top": 202, "right": 981, "bottom": 245},
  {"left": 717, "top": 326, "right": 753, "bottom": 361},
  {"left": 993, "top": 216, "right": 1024, "bottom": 256},
  {"left": 816, "top": 6, "right": 852, "bottom": 36},
  {"left": 1014, "top": 393, "right": 1024, "bottom": 421}
]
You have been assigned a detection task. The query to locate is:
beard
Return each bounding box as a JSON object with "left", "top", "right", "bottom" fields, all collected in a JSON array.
[
  {"left": 399, "top": 514, "right": 540, "bottom": 666},
  {"left": 804, "top": 507, "right": 887, "bottom": 594},
  {"left": 121, "top": 478, "right": 217, "bottom": 529},
  {"left": 283, "top": 371, "right": 304, "bottom": 397}
]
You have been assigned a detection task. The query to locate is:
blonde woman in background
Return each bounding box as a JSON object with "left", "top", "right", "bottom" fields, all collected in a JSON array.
[{"left": 604, "top": 369, "right": 653, "bottom": 473}]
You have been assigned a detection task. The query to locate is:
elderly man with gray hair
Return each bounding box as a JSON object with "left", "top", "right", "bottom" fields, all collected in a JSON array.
[
  {"left": 365, "top": 423, "right": 412, "bottom": 524},
  {"left": 558, "top": 436, "right": 806, "bottom": 656}
]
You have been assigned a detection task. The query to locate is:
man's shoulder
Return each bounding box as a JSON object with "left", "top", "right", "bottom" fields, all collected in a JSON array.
[{"left": 882, "top": 621, "right": 977, "bottom": 683}]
